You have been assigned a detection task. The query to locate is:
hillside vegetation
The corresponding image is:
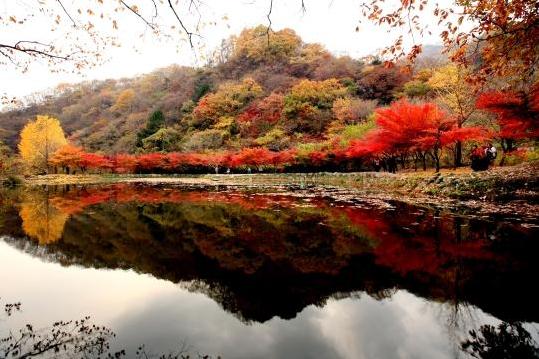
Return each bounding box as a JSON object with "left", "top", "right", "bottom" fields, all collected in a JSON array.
[
  {"left": 0, "top": 25, "right": 413, "bottom": 154},
  {"left": 1, "top": 25, "right": 537, "bottom": 178}
]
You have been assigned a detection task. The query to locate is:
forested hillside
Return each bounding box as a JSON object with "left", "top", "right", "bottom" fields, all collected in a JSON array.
[
  {"left": 0, "top": 25, "right": 420, "bottom": 154},
  {"left": 3, "top": 25, "right": 536, "bottom": 177}
]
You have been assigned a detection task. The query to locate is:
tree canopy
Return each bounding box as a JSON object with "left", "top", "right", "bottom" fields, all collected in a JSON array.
[{"left": 18, "top": 115, "right": 67, "bottom": 173}]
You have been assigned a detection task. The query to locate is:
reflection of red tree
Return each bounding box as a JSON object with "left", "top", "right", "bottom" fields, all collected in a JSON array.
[
  {"left": 330, "top": 204, "right": 496, "bottom": 276},
  {"left": 51, "top": 185, "right": 300, "bottom": 215},
  {"left": 373, "top": 232, "right": 492, "bottom": 276},
  {"left": 47, "top": 185, "right": 509, "bottom": 279}
]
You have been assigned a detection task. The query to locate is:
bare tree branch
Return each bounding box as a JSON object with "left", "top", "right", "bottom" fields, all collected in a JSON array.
[
  {"left": 119, "top": 0, "right": 156, "bottom": 30},
  {"left": 189, "top": 0, "right": 203, "bottom": 32},
  {"left": 266, "top": 0, "right": 273, "bottom": 46},
  {"left": 0, "top": 42, "right": 72, "bottom": 61},
  {"left": 188, "top": 0, "right": 200, "bottom": 13},
  {"left": 150, "top": 0, "right": 158, "bottom": 21},
  {"left": 167, "top": 0, "right": 196, "bottom": 48},
  {"left": 0, "top": 48, "right": 17, "bottom": 65},
  {"left": 407, "top": 4, "right": 416, "bottom": 44},
  {"left": 55, "top": 0, "right": 77, "bottom": 27}
]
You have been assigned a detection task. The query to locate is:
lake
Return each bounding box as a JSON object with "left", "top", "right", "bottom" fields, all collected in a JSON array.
[{"left": 0, "top": 183, "right": 538, "bottom": 358}]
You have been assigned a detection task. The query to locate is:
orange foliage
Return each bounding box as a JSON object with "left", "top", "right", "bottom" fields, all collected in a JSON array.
[
  {"left": 192, "top": 78, "right": 263, "bottom": 123},
  {"left": 49, "top": 144, "right": 84, "bottom": 173}
]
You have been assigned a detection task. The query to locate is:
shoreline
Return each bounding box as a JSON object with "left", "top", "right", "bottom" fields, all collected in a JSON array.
[{"left": 5, "top": 163, "right": 538, "bottom": 219}]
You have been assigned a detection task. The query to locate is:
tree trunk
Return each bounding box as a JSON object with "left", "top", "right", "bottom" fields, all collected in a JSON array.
[
  {"left": 430, "top": 150, "right": 440, "bottom": 172},
  {"left": 500, "top": 138, "right": 514, "bottom": 166},
  {"left": 506, "top": 139, "right": 514, "bottom": 152},
  {"left": 455, "top": 141, "right": 462, "bottom": 167}
]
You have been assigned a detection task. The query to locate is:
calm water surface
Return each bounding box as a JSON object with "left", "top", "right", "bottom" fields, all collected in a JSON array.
[{"left": 0, "top": 183, "right": 538, "bottom": 358}]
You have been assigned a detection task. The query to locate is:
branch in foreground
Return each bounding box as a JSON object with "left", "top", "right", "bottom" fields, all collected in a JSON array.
[
  {"left": 120, "top": 0, "right": 157, "bottom": 31},
  {"left": 266, "top": 0, "right": 273, "bottom": 46},
  {"left": 167, "top": 0, "right": 197, "bottom": 48},
  {"left": 0, "top": 42, "right": 72, "bottom": 61},
  {"left": 55, "top": 0, "right": 77, "bottom": 27}
]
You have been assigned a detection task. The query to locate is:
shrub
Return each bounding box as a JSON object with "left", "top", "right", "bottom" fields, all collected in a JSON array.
[
  {"left": 2, "top": 175, "right": 23, "bottom": 187},
  {"left": 182, "top": 129, "right": 227, "bottom": 151}
]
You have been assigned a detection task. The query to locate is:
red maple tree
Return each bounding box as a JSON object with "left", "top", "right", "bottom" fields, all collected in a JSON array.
[
  {"left": 477, "top": 89, "right": 539, "bottom": 152},
  {"left": 346, "top": 100, "right": 487, "bottom": 171}
]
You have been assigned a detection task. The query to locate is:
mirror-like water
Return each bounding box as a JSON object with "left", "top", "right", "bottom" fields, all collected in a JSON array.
[{"left": 0, "top": 184, "right": 538, "bottom": 358}]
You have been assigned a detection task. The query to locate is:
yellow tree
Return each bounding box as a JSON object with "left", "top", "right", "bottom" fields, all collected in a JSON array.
[
  {"left": 18, "top": 115, "right": 67, "bottom": 173},
  {"left": 283, "top": 78, "right": 348, "bottom": 134},
  {"left": 291, "top": 43, "right": 329, "bottom": 65},
  {"left": 233, "top": 25, "right": 302, "bottom": 63},
  {"left": 112, "top": 89, "right": 136, "bottom": 113},
  {"left": 428, "top": 65, "right": 478, "bottom": 167}
]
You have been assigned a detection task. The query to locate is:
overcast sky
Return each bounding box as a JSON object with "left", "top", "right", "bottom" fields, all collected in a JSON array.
[{"left": 1, "top": 0, "right": 443, "bottom": 105}]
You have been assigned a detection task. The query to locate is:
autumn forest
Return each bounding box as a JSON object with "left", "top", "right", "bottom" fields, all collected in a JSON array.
[
  {"left": 1, "top": 1, "right": 538, "bottom": 358},
  {"left": 0, "top": 23, "right": 536, "bottom": 176}
]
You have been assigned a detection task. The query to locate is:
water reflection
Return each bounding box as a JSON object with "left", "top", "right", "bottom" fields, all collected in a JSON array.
[
  {"left": 0, "top": 184, "right": 538, "bottom": 358},
  {"left": 19, "top": 190, "right": 69, "bottom": 245}
]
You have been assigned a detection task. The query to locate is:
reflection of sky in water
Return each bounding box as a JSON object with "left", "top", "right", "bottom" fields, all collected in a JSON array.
[{"left": 2, "top": 239, "right": 522, "bottom": 359}]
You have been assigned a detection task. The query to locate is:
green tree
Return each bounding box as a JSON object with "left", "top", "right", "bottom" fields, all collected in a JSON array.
[
  {"left": 136, "top": 110, "right": 165, "bottom": 148},
  {"left": 193, "top": 78, "right": 213, "bottom": 103},
  {"left": 142, "top": 127, "right": 181, "bottom": 152},
  {"left": 402, "top": 80, "right": 432, "bottom": 99},
  {"left": 182, "top": 129, "right": 227, "bottom": 151}
]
